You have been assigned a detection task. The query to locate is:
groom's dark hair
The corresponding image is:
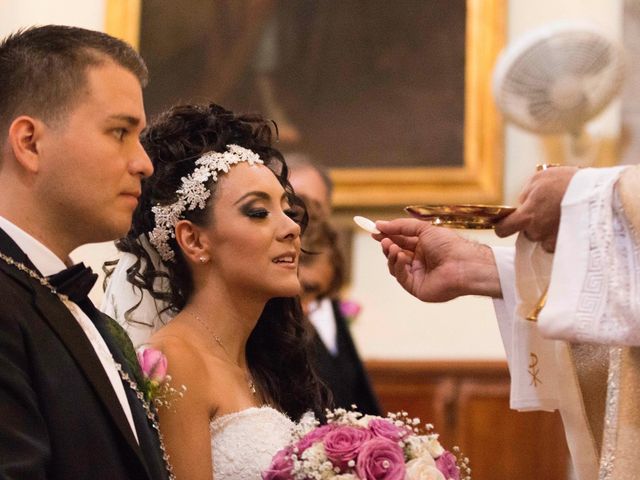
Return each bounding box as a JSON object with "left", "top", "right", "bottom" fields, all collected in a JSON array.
[{"left": 0, "top": 24, "right": 148, "bottom": 137}]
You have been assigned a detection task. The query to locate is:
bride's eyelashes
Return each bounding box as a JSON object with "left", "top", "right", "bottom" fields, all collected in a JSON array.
[
  {"left": 243, "top": 206, "right": 270, "bottom": 219},
  {"left": 240, "top": 202, "right": 300, "bottom": 222}
]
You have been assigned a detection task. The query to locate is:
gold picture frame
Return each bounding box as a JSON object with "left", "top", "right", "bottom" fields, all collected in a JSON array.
[{"left": 106, "top": 0, "right": 506, "bottom": 213}]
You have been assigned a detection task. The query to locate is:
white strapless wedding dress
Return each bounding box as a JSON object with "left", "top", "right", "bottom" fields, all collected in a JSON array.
[{"left": 210, "top": 406, "right": 294, "bottom": 479}]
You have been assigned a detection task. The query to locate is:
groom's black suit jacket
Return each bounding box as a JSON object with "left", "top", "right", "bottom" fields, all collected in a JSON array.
[{"left": 0, "top": 229, "right": 169, "bottom": 480}]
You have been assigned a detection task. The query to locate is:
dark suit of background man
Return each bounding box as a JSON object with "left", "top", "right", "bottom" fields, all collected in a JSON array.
[{"left": 0, "top": 25, "right": 169, "bottom": 479}]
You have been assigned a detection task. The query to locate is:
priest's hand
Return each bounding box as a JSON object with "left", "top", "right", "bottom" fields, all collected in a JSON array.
[
  {"left": 494, "top": 166, "right": 578, "bottom": 252},
  {"left": 373, "top": 218, "right": 502, "bottom": 302}
]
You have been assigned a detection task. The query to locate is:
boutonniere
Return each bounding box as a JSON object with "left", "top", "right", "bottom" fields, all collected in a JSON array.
[
  {"left": 137, "top": 346, "right": 186, "bottom": 409},
  {"left": 101, "top": 314, "right": 186, "bottom": 409},
  {"left": 339, "top": 299, "right": 362, "bottom": 325}
]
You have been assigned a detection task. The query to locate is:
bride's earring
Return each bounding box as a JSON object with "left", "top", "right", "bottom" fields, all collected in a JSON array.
[{"left": 199, "top": 256, "right": 209, "bottom": 264}]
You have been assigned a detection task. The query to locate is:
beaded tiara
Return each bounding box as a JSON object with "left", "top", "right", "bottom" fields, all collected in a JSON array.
[{"left": 148, "top": 144, "right": 263, "bottom": 261}]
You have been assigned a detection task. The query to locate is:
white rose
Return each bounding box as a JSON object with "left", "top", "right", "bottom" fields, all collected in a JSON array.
[
  {"left": 424, "top": 435, "right": 445, "bottom": 458},
  {"left": 333, "top": 475, "right": 358, "bottom": 479},
  {"left": 406, "top": 436, "right": 441, "bottom": 459},
  {"left": 406, "top": 458, "right": 446, "bottom": 480}
]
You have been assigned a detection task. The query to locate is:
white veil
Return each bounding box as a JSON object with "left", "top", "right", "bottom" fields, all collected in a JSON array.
[{"left": 100, "top": 236, "right": 176, "bottom": 347}]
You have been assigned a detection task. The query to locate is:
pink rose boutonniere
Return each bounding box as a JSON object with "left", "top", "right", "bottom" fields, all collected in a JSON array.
[
  {"left": 263, "top": 408, "right": 470, "bottom": 480},
  {"left": 339, "top": 299, "right": 362, "bottom": 325},
  {"left": 138, "top": 347, "right": 168, "bottom": 384},
  {"left": 136, "top": 346, "right": 186, "bottom": 408}
]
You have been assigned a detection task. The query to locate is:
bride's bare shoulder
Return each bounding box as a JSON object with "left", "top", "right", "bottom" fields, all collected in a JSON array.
[
  {"left": 148, "top": 325, "right": 209, "bottom": 382},
  {"left": 148, "top": 323, "right": 232, "bottom": 397}
]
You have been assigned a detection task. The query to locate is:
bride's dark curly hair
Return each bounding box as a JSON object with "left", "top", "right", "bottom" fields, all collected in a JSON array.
[{"left": 111, "top": 102, "right": 329, "bottom": 419}]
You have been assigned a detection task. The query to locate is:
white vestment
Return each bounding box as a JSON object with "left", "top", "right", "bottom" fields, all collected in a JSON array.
[{"left": 492, "top": 166, "right": 640, "bottom": 480}]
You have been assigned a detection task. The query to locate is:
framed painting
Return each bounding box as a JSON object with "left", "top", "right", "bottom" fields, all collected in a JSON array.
[{"left": 106, "top": 0, "right": 506, "bottom": 212}]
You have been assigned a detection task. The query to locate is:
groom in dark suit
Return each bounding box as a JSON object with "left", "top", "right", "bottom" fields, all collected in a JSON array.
[{"left": 0, "top": 26, "right": 170, "bottom": 479}]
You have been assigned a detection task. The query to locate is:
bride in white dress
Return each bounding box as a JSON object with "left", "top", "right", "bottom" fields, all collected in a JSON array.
[{"left": 102, "top": 103, "right": 328, "bottom": 479}]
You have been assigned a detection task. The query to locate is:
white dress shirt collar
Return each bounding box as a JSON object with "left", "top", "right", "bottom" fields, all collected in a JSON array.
[
  {"left": 0, "top": 216, "right": 67, "bottom": 276},
  {"left": 308, "top": 297, "right": 339, "bottom": 356}
]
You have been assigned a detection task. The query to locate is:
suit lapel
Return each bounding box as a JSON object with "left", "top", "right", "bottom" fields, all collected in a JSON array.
[
  {"left": 0, "top": 229, "right": 146, "bottom": 469},
  {"left": 32, "top": 289, "right": 143, "bottom": 453}
]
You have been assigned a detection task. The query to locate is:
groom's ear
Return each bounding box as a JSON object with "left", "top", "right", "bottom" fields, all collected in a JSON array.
[
  {"left": 7, "top": 116, "right": 44, "bottom": 174},
  {"left": 174, "top": 220, "right": 211, "bottom": 265}
]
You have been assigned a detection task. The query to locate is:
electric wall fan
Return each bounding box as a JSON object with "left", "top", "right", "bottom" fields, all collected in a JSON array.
[{"left": 492, "top": 21, "right": 626, "bottom": 165}]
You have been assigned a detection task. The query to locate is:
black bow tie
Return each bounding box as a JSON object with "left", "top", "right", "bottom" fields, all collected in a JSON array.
[{"left": 47, "top": 263, "right": 98, "bottom": 304}]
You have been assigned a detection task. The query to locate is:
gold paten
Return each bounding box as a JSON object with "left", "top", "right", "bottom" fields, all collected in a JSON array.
[{"left": 405, "top": 204, "right": 516, "bottom": 229}]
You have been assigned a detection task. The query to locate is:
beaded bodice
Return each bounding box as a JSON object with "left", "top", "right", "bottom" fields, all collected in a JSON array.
[{"left": 210, "top": 406, "right": 293, "bottom": 479}]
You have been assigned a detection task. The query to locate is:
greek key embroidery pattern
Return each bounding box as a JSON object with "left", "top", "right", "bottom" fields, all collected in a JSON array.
[{"left": 574, "top": 176, "right": 640, "bottom": 344}]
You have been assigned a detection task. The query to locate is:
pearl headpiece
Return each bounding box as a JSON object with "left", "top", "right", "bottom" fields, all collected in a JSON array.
[{"left": 148, "top": 144, "right": 263, "bottom": 261}]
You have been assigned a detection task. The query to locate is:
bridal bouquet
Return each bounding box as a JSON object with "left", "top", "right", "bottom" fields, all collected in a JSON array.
[{"left": 262, "top": 408, "right": 469, "bottom": 480}]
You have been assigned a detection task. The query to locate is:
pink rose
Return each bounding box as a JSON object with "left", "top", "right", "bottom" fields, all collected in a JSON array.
[
  {"left": 324, "top": 426, "right": 373, "bottom": 470},
  {"left": 435, "top": 451, "right": 460, "bottom": 480},
  {"left": 356, "top": 438, "right": 406, "bottom": 480},
  {"left": 137, "top": 347, "right": 168, "bottom": 383},
  {"left": 295, "top": 424, "right": 336, "bottom": 454},
  {"left": 369, "top": 418, "right": 410, "bottom": 443},
  {"left": 262, "top": 446, "right": 293, "bottom": 480},
  {"left": 339, "top": 299, "right": 362, "bottom": 321}
]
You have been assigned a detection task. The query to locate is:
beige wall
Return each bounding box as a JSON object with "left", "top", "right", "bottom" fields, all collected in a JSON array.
[
  {"left": 0, "top": 0, "right": 104, "bottom": 34},
  {"left": 0, "top": 0, "right": 623, "bottom": 359}
]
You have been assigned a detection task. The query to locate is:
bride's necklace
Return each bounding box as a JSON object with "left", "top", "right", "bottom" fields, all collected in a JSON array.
[{"left": 190, "top": 313, "right": 257, "bottom": 396}]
